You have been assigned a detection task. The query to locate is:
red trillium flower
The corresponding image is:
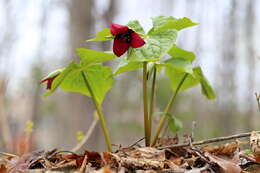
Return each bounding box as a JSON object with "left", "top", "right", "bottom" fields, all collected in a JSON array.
[
  {"left": 40, "top": 73, "right": 60, "bottom": 90},
  {"left": 110, "top": 23, "right": 145, "bottom": 57}
]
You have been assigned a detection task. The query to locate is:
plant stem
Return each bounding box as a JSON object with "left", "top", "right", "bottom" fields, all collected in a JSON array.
[
  {"left": 143, "top": 62, "right": 150, "bottom": 146},
  {"left": 148, "top": 66, "right": 157, "bottom": 144},
  {"left": 81, "top": 72, "right": 112, "bottom": 152},
  {"left": 151, "top": 73, "right": 188, "bottom": 146}
]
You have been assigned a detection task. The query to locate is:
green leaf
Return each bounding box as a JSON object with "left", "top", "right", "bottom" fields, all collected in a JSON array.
[
  {"left": 44, "top": 62, "right": 78, "bottom": 97},
  {"left": 127, "top": 20, "right": 145, "bottom": 34},
  {"left": 168, "top": 17, "right": 198, "bottom": 31},
  {"left": 127, "top": 29, "right": 177, "bottom": 62},
  {"left": 113, "top": 56, "right": 143, "bottom": 75},
  {"left": 193, "top": 67, "right": 216, "bottom": 99},
  {"left": 164, "top": 58, "right": 193, "bottom": 73},
  {"left": 150, "top": 16, "right": 177, "bottom": 32},
  {"left": 165, "top": 67, "right": 199, "bottom": 92},
  {"left": 60, "top": 64, "right": 114, "bottom": 105},
  {"left": 87, "top": 28, "right": 113, "bottom": 42},
  {"left": 152, "top": 111, "right": 183, "bottom": 133},
  {"left": 244, "top": 149, "right": 253, "bottom": 155},
  {"left": 152, "top": 17, "right": 198, "bottom": 33},
  {"left": 77, "top": 48, "right": 116, "bottom": 66},
  {"left": 168, "top": 116, "right": 183, "bottom": 133},
  {"left": 168, "top": 45, "right": 196, "bottom": 62}
]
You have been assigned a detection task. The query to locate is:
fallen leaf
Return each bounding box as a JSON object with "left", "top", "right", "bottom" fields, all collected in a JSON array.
[
  {"left": 205, "top": 152, "right": 242, "bottom": 173},
  {"left": 202, "top": 142, "right": 238, "bottom": 156},
  {"left": 250, "top": 131, "right": 260, "bottom": 162},
  {"left": 155, "top": 136, "right": 178, "bottom": 147}
]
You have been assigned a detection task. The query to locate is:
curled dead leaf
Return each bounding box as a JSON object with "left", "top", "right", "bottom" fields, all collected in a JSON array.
[{"left": 250, "top": 131, "right": 260, "bottom": 162}]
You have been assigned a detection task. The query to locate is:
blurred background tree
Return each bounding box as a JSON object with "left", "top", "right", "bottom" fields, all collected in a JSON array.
[{"left": 0, "top": 0, "right": 259, "bottom": 153}]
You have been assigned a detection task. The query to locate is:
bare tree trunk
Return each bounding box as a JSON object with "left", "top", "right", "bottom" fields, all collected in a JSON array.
[
  {"left": 244, "top": 0, "right": 256, "bottom": 130},
  {"left": 217, "top": 0, "right": 238, "bottom": 134},
  {"left": 65, "top": 0, "right": 97, "bottom": 151},
  {"left": 30, "top": 1, "right": 49, "bottom": 150}
]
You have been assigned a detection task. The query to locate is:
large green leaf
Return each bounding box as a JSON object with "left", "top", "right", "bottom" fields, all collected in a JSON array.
[
  {"left": 165, "top": 67, "right": 199, "bottom": 92},
  {"left": 168, "top": 45, "right": 196, "bottom": 62},
  {"left": 150, "top": 16, "right": 177, "bottom": 32},
  {"left": 163, "top": 58, "right": 193, "bottom": 73},
  {"left": 113, "top": 56, "right": 143, "bottom": 75},
  {"left": 44, "top": 62, "right": 78, "bottom": 97},
  {"left": 127, "top": 29, "right": 177, "bottom": 62},
  {"left": 127, "top": 20, "right": 145, "bottom": 34},
  {"left": 151, "top": 17, "right": 198, "bottom": 33},
  {"left": 87, "top": 28, "right": 113, "bottom": 42},
  {"left": 60, "top": 64, "right": 114, "bottom": 105},
  {"left": 193, "top": 67, "right": 216, "bottom": 99},
  {"left": 77, "top": 48, "right": 116, "bottom": 66}
]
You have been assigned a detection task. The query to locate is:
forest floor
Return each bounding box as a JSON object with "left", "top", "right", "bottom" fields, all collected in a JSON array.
[{"left": 1, "top": 131, "right": 260, "bottom": 173}]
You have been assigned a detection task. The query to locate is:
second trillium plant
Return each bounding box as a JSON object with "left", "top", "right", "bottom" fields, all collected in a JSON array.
[{"left": 41, "top": 16, "right": 216, "bottom": 152}]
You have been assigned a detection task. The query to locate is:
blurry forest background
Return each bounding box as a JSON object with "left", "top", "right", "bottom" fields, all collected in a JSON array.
[{"left": 0, "top": 0, "right": 259, "bottom": 153}]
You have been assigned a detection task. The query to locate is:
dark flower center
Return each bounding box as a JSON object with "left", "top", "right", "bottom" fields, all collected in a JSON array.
[{"left": 117, "top": 30, "right": 133, "bottom": 43}]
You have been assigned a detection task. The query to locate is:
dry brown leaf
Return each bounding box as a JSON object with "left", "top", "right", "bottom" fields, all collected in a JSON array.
[
  {"left": 170, "top": 157, "right": 184, "bottom": 166},
  {"left": 205, "top": 152, "right": 242, "bottom": 173},
  {"left": 8, "top": 150, "right": 44, "bottom": 173},
  {"left": 101, "top": 152, "right": 119, "bottom": 169},
  {"left": 119, "top": 147, "right": 165, "bottom": 161},
  {"left": 250, "top": 131, "right": 260, "bottom": 162},
  {"left": 202, "top": 142, "right": 238, "bottom": 156},
  {"left": 0, "top": 165, "right": 7, "bottom": 173},
  {"left": 155, "top": 136, "right": 178, "bottom": 147},
  {"left": 85, "top": 151, "right": 103, "bottom": 169},
  {"left": 93, "top": 167, "right": 114, "bottom": 173}
]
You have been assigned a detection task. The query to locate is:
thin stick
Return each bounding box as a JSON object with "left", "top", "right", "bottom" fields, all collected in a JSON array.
[
  {"left": 158, "top": 130, "right": 260, "bottom": 150},
  {"left": 129, "top": 137, "right": 145, "bottom": 148},
  {"left": 0, "top": 152, "right": 18, "bottom": 158},
  {"left": 151, "top": 73, "right": 188, "bottom": 146},
  {"left": 71, "top": 119, "right": 98, "bottom": 152},
  {"left": 81, "top": 72, "right": 112, "bottom": 152},
  {"left": 143, "top": 62, "right": 150, "bottom": 146}
]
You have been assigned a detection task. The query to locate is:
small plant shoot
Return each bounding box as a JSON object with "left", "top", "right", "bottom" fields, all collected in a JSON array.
[{"left": 41, "top": 16, "right": 216, "bottom": 151}]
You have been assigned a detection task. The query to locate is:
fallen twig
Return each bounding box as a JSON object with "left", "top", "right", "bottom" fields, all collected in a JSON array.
[
  {"left": 158, "top": 131, "right": 260, "bottom": 149},
  {"left": 128, "top": 137, "right": 145, "bottom": 148},
  {"left": 71, "top": 119, "right": 98, "bottom": 152}
]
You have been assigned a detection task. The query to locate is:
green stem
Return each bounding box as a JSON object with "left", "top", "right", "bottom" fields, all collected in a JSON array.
[
  {"left": 143, "top": 62, "right": 150, "bottom": 146},
  {"left": 148, "top": 66, "right": 157, "bottom": 145},
  {"left": 81, "top": 72, "right": 112, "bottom": 152},
  {"left": 151, "top": 73, "right": 188, "bottom": 146}
]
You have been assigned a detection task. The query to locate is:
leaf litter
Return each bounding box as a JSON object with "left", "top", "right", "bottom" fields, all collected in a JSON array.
[{"left": 2, "top": 132, "right": 260, "bottom": 172}]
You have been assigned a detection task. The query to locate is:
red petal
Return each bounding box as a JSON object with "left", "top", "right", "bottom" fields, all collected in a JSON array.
[
  {"left": 113, "top": 38, "right": 130, "bottom": 57},
  {"left": 110, "top": 23, "right": 129, "bottom": 36},
  {"left": 40, "top": 74, "right": 59, "bottom": 90},
  {"left": 40, "top": 78, "right": 48, "bottom": 83},
  {"left": 130, "top": 32, "right": 145, "bottom": 48}
]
